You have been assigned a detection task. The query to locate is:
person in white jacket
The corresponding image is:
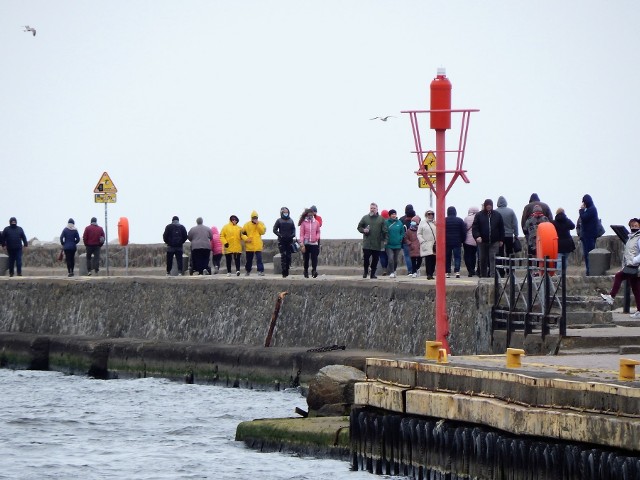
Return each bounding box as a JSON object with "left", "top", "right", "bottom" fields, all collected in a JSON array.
[{"left": 417, "top": 209, "right": 437, "bottom": 279}]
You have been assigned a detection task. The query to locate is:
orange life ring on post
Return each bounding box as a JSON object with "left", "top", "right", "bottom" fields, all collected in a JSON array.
[
  {"left": 536, "top": 222, "right": 558, "bottom": 275},
  {"left": 118, "top": 217, "right": 129, "bottom": 246}
]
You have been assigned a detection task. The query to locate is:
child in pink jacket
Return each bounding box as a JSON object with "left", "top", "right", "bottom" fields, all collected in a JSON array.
[{"left": 210, "top": 226, "right": 223, "bottom": 274}]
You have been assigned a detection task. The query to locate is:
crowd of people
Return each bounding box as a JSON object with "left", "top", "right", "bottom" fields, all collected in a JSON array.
[
  {"left": 358, "top": 192, "right": 604, "bottom": 281},
  {"left": 162, "top": 206, "right": 322, "bottom": 279}
]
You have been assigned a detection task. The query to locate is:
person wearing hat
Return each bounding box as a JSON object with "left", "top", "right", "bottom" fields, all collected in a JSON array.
[
  {"left": 471, "top": 199, "right": 504, "bottom": 278},
  {"left": 297, "top": 208, "right": 321, "bottom": 278},
  {"left": 241, "top": 210, "right": 267, "bottom": 276},
  {"left": 309, "top": 205, "right": 322, "bottom": 227},
  {"left": 1, "top": 217, "right": 28, "bottom": 277},
  {"left": 162, "top": 215, "right": 188, "bottom": 276},
  {"left": 60, "top": 218, "right": 80, "bottom": 277},
  {"left": 578, "top": 193, "right": 600, "bottom": 276},
  {"left": 400, "top": 204, "right": 417, "bottom": 275},
  {"left": 385, "top": 209, "right": 405, "bottom": 278},
  {"left": 220, "top": 215, "right": 243, "bottom": 276},
  {"left": 82, "top": 217, "right": 106, "bottom": 276},
  {"left": 601, "top": 218, "right": 640, "bottom": 318},
  {"left": 273, "top": 207, "right": 296, "bottom": 278}
]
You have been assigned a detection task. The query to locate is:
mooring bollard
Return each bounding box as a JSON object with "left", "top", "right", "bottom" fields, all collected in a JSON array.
[
  {"left": 425, "top": 341, "right": 442, "bottom": 360},
  {"left": 506, "top": 348, "right": 525, "bottom": 368},
  {"left": 619, "top": 358, "right": 640, "bottom": 381}
]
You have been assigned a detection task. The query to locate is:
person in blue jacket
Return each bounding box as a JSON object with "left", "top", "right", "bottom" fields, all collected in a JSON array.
[
  {"left": 60, "top": 218, "right": 81, "bottom": 277},
  {"left": 578, "top": 194, "right": 599, "bottom": 276},
  {"left": 2, "top": 217, "right": 28, "bottom": 277},
  {"left": 385, "top": 209, "right": 406, "bottom": 278},
  {"left": 445, "top": 206, "right": 467, "bottom": 278}
]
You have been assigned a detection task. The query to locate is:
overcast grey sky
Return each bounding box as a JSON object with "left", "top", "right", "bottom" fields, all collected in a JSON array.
[{"left": 2, "top": 1, "right": 638, "bottom": 244}]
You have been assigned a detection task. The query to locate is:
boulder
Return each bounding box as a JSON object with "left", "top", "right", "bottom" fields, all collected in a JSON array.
[{"left": 306, "top": 365, "right": 366, "bottom": 416}]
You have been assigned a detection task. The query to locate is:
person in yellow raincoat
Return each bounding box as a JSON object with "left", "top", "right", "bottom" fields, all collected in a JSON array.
[
  {"left": 241, "top": 210, "right": 267, "bottom": 276},
  {"left": 220, "top": 215, "right": 243, "bottom": 277}
]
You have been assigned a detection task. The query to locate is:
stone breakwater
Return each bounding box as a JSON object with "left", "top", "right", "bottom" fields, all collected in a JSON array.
[
  {"left": 0, "top": 276, "right": 490, "bottom": 384},
  {"left": 0, "top": 277, "right": 491, "bottom": 356}
]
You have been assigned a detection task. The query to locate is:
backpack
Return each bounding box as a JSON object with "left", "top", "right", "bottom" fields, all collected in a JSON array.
[{"left": 168, "top": 225, "right": 184, "bottom": 247}]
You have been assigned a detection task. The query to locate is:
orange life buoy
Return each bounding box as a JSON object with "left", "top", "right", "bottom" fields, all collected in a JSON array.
[
  {"left": 118, "top": 217, "right": 129, "bottom": 246},
  {"left": 536, "top": 222, "right": 558, "bottom": 273}
]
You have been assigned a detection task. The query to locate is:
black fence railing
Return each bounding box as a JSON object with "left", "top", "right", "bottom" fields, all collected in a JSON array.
[{"left": 492, "top": 256, "right": 566, "bottom": 348}]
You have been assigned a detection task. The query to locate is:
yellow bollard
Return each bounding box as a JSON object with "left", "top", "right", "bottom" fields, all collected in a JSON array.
[
  {"left": 425, "top": 341, "right": 443, "bottom": 360},
  {"left": 437, "top": 348, "right": 449, "bottom": 364},
  {"left": 506, "top": 348, "right": 525, "bottom": 368},
  {"left": 619, "top": 358, "right": 640, "bottom": 381}
]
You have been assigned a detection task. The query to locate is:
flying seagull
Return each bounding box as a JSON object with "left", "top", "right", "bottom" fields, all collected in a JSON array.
[
  {"left": 370, "top": 116, "right": 395, "bottom": 121},
  {"left": 23, "top": 25, "right": 36, "bottom": 36}
]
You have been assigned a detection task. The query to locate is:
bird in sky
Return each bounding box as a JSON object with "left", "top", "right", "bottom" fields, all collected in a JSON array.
[
  {"left": 23, "top": 25, "right": 36, "bottom": 36},
  {"left": 370, "top": 116, "right": 395, "bottom": 121}
]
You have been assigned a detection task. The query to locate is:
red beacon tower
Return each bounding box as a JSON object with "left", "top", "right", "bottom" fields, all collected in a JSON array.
[{"left": 403, "top": 68, "right": 478, "bottom": 354}]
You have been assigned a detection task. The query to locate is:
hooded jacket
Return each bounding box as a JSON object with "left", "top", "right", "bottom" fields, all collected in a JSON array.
[
  {"left": 241, "top": 210, "right": 267, "bottom": 252},
  {"left": 399, "top": 204, "right": 416, "bottom": 230},
  {"left": 521, "top": 193, "right": 553, "bottom": 232},
  {"left": 210, "top": 226, "right": 223, "bottom": 255},
  {"left": 273, "top": 213, "right": 296, "bottom": 244},
  {"left": 464, "top": 207, "right": 479, "bottom": 246},
  {"left": 445, "top": 206, "right": 466, "bottom": 248},
  {"left": 220, "top": 221, "right": 243, "bottom": 254},
  {"left": 578, "top": 194, "right": 599, "bottom": 240},
  {"left": 495, "top": 196, "right": 519, "bottom": 238},
  {"left": 2, "top": 223, "right": 28, "bottom": 249},
  {"left": 60, "top": 223, "right": 80, "bottom": 250}
]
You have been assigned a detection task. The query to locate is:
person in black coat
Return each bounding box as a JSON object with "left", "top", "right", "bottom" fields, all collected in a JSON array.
[
  {"left": 552, "top": 208, "right": 576, "bottom": 273},
  {"left": 471, "top": 199, "right": 504, "bottom": 278},
  {"left": 445, "top": 206, "right": 467, "bottom": 278},
  {"left": 2, "top": 217, "right": 28, "bottom": 277}
]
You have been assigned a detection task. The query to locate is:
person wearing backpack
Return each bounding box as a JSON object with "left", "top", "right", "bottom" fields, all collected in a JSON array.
[{"left": 163, "top": 215, "right": 188, "bottom": 276}]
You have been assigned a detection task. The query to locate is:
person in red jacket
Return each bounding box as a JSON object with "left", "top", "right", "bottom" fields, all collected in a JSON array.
[{"left": 82, "top": 217, "right": 105, "bottom": 276}]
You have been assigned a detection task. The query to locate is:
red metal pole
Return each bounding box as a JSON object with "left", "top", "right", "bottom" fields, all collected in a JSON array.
[{"left": 435, "top": 130, "right": 450, "bottom": 352}]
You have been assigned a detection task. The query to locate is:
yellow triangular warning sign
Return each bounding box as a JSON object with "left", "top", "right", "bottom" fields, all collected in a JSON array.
[{"left": 94, "top": 171, "right": 117, "bottom": 193}]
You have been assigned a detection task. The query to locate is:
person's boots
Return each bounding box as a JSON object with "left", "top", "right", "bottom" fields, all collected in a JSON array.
[
  {"left": 363, "top": 268, "right": 368, "bottom": 278},
  {"left": 304, "top": 269, "right": 309, "bottom": 278},
  {"left": 312, "top": 269, "right": 317, "bottom": 278},
  {"left": 370, "top": 268, "right": 377, "bottom": 279}
]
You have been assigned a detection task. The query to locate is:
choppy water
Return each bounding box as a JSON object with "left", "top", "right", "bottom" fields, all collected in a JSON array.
[{"left": 0, "top": 369, "right": 400, "bottom": 480}]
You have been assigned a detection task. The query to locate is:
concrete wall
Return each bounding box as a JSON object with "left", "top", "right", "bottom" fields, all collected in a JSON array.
[
  {"left": 0, "top": 277, "right": 491, "bottom": 356},
  {"left": 11, "top": 235, "right": 626, "bottom": 270}
]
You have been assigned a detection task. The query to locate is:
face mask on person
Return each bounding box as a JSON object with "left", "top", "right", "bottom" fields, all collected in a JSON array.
[{"left": 631, "top": 228, "right": 639, "bottom": 233}]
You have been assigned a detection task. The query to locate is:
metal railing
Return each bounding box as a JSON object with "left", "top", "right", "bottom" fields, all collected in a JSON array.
[{"left": 492, "top": 256, "right": 566, "bottom": 348}]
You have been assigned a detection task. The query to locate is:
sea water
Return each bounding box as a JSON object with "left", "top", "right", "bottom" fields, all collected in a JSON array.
[{"left": 0, "top": 369, "right": 403, "bottom": 479}]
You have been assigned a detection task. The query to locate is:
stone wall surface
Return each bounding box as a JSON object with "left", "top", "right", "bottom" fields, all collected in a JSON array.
[
  {"left": 11, "top": 235, "right": 626, "bottom": 269},
  {"left": 0, "top": 277, "right": 491, "bottom": 356}
]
